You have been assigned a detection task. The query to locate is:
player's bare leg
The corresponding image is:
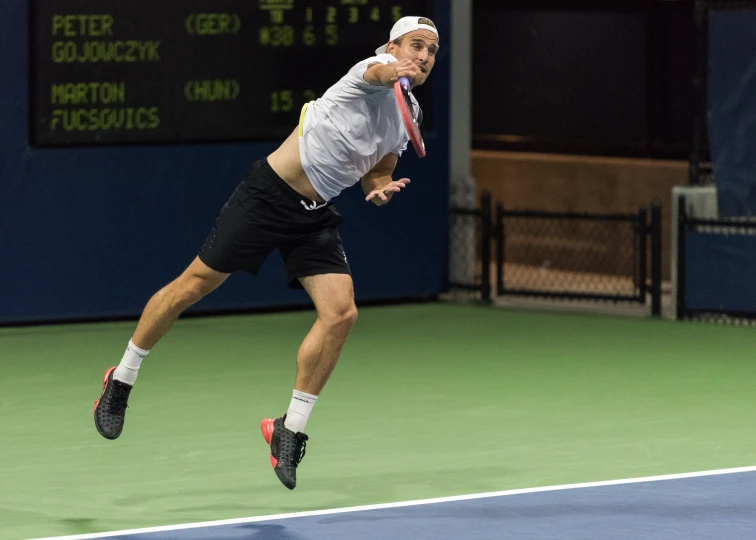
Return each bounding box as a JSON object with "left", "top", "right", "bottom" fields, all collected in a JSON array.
[
  {"left": 94, "top": 257, "right": 229, "bottom": 440},
  {"left": 294, "top": 273, "right": 358, "bottom": 395},
  {"left": 261, "top": 273, "right": 357, "bottom": 489},
  {"left": 131, "top": 257, "right": 230, "bottom": 350}
]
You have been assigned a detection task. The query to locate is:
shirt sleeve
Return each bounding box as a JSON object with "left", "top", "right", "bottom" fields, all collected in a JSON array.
[{"left": 348, "top": 54, "right": 397, "bottom": 88}]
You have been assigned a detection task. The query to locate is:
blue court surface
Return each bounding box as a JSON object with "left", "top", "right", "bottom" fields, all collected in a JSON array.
[{"left": 35, "top": 467, "right": 756, "bottom": 540}]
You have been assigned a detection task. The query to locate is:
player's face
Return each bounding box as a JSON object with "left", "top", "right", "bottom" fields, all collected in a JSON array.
[{"left": 389, "top": 30, "right": 439, "bottom": 86}]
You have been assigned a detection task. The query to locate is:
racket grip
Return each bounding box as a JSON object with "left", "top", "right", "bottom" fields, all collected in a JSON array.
[{"left": 398, "top": 76, "right": 410, "bottom": 91}]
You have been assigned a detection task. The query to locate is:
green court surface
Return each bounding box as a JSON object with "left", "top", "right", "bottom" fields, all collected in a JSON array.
[{"left": 2, "top": 303, "right": 755, "bottom": 539}]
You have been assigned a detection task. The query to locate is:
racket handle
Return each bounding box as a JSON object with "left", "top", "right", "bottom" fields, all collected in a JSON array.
[{"left": 398, "top": 76, "right": 410, "bottom": 91}]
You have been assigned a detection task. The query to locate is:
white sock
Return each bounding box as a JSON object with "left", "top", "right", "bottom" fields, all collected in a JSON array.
[
  {"left": 284, "top": 390, "right": 318, "bottom": 433},
  {"left": 113, "top": 339, "right": 149, "bottom": 385}
]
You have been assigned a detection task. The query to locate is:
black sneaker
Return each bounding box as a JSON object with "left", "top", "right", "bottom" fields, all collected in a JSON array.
[
  {"left": 93, "top": 367, "right": 132, "bottom": 440},
  {"left": 260, "top": 415, "right": 308, "bottom": 490}
]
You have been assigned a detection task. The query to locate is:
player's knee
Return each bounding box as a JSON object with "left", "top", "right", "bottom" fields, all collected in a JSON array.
[
  {"left": 168, "top": 277, "right": 209, "bottom": 308},
  {"left": 343, "top": 304, "right": 359, "bottom": 328},
  {"left": 179, "top": 283, "right": 206, "bottom": 306},
  {"left": 324, "top": 303, "right": 358, "bottom": 334}
]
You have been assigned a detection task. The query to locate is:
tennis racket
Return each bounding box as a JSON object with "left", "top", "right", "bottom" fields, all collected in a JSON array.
[{"left": 394, "top": 76, "right": 426, "bottom": 158}]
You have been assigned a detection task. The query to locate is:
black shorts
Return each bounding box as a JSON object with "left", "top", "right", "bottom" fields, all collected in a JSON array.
[{"left": 198, "top": 158, "right": 351, "bottom": 289}]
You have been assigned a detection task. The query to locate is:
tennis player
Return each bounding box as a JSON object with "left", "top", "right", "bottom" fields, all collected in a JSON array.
[{"left": 94, "top": 16, "right": 439, "bottom": 490}]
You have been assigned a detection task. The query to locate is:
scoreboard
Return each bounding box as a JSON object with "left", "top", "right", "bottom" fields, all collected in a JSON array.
[{"left": 30, "top": 0, "right": 432, "bottom": 146}]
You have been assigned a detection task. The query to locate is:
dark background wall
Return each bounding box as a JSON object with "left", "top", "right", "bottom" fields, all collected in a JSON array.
[
  {"left": 472, "top": 0, "right": 696, "bottom": 159},
  {"left": 0, "top": 0, "right": 451, "bottom": 324}
]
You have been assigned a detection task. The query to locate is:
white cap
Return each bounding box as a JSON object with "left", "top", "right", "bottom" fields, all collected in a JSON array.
[{"left": 375, "top": 16, "right": 439, "bottom": 55}]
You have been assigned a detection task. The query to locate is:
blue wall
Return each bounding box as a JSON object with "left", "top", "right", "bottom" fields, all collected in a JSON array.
[
  {"left": 708, "top": 8, "right": 756, "bottom": 217},
  {"left": 0, "top": 1, "right": 450, "bottom": 324},
  {"left": 685, "top": 231, "right": 756, "bottom": 314}
]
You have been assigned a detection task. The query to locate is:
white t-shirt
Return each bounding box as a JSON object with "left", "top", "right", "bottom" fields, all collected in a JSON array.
[{"left": 298, "top": 54, "right": 421, "bottom": 202}]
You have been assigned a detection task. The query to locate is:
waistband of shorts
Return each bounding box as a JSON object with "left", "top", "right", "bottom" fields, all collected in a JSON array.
[{"left": 258, "top": 158, "right": 330, "bottom": 210}]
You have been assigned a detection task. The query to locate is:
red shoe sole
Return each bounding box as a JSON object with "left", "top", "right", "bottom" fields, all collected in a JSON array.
[
  {"left": 260, "top": 418, "right": 278, "bottom": 468},
  {"left": 93, "top": 366, "right": 117, "bottom": 413}
]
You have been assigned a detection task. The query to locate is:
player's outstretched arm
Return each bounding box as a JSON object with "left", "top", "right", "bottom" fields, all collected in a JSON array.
[
  {"left": 362, "top": 153, "right": 410, "bottom": 206},
  {"left": 363, "top": 60, "right": 421, "bottom": 88}
]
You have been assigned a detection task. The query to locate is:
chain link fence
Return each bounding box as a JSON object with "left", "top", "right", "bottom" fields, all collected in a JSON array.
[
  {"left": 676, "top": 194, "right": 756, "bottom": 324},
  {"left": 497, "top": 207, "right": 660, "bottom": 306},
  {"left": 448, "top": 192, "right": 662, "bottom": 314},
  {"left": 448, "top": 192, "right": 492, "bottom": 302}
]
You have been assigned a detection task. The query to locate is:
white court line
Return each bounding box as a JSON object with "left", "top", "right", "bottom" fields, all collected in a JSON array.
[{"left": 28, "top": 465, "right": 756, "bottom": 540}]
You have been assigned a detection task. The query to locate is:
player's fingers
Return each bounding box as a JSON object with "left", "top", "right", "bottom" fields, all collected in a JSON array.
[
  {"left": 368, "top": 190, "right": 387, "bottom": 201},
  {"left": 398, "top": 63, "right": 418, "bottom": 76},
  {"left": 396, "top": 178, "right": 411, "bottom": 185}
]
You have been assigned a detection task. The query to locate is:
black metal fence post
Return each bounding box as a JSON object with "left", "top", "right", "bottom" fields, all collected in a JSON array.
[
  {"left": 676, "top": 195, "right": 687, "bottom": 320},
  {"left": 480, "top": 191, "right": 492, "bottom": 304},
  {"left": 638, "top": 207, "right": 648, "bottom": 303},
  {"left": 650, "top": 202, "right": 662, "bottom": 317},
  {"left": 496, "top": 201, "right": 504, "bottom": 296}
]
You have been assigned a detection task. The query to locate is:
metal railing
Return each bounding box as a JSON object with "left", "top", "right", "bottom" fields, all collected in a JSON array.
[
  {"left": 448, "top": 193, "right": 662, "bottom": 315},
  {"left": 448, "top": 191, "right": 493, "bottom": 303},
  {"left": 495, "top": 204, "right": 662, "bottom": 315},
  {"left": 676, "top": 194, "right": 756, "bottom": 322}
]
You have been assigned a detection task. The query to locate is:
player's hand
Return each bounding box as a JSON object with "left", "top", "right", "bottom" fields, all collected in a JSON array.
[
  {"left": 385, "top": 60, "right": 421, "bottom": 88},
  {"left": 365, "top": 178, "right": 411, "bottom": 206}
]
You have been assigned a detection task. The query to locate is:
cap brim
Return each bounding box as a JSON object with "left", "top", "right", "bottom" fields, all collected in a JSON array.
[{"left": 375, "top": 44, "right": 388, "bottom": 55}]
